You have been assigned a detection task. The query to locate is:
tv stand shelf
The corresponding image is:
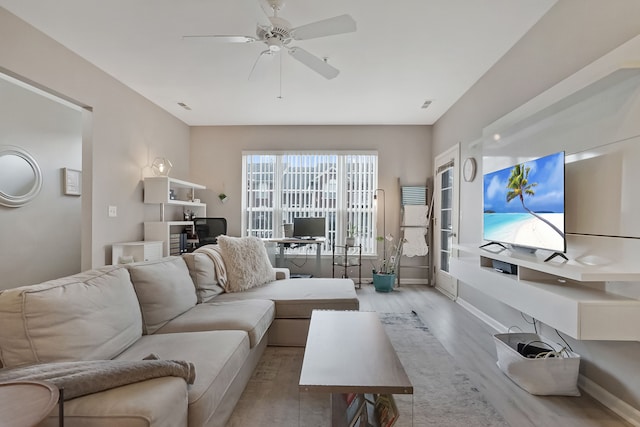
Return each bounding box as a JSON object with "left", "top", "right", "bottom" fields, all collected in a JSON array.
[{"left": 450, "top": 242, "right": 640, "bottom": 341}]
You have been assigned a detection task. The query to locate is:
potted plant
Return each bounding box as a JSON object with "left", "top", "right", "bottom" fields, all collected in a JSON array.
[
  {"left": 218, "top": 193, "right": 228, "bottom": 203},
  {"left": 372, "top": 234, "right": 404, "bottom": 292},
  {"left": 346, "top": 224, "right": 358, "bottom": 246}
]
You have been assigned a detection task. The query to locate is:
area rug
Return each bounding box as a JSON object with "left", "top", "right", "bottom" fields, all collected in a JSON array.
[{"left": 226, "top": 312, "right": 509, "bottom": 426}]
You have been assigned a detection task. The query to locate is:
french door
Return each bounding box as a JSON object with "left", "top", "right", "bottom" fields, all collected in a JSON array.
[{"left": 433, "top": 144, "right": 460, "bottom": 299}]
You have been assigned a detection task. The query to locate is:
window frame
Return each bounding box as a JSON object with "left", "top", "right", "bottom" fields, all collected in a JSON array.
[{"left": 241, "top": 150, "right": 379, "bottom": 256}]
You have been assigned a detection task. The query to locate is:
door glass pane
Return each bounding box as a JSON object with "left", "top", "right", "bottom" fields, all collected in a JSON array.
[
  {"left": 442, "top": 209, "right": 451, "bottom": 231},
  {"left": 442, "top": 188, "right": 452, "bottom": 209},
  {"left": 440, "top": 230, "right": 450, "bottom": 251},
  {"left": 440, "top": 251, "right": 449, "bottom": 272},
  {"left": 439, "top": 166, "right": 454, "bottom": 274},
  {"left": 442, "top": 188, "right": 453, "bottom": 209},
  {"left": 441, "top": 169, "right": 453, "bottom": 188}
]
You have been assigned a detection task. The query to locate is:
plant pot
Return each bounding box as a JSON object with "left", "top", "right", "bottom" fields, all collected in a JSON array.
[
  {"left": 346, "top": 237, "right": 355, "bottom": 247},
  {"left": 373, "top": 273, "right": 396, "bottom": 293}
]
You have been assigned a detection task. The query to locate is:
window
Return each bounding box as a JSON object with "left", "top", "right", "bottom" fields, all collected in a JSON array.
[{"left": 242, "top": 151, "right": 378, "bottom": 255}]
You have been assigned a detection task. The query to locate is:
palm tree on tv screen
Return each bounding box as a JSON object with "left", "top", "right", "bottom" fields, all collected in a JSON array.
[{"left": 506, "top": 164, "right": 564, "bottom": 238}]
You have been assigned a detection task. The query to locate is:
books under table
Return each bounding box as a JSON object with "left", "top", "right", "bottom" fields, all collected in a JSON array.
[{"left": 344, "top": 393, "right": 398, "bottom": 427}]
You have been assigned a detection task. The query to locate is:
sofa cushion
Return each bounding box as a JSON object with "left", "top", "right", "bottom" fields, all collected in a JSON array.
[
  {"left": 127, "top": 257, "right": 198, "bottom": 334},
  {"left": 182, "top": 252, "right": 225, "bottom": 303},
  {"left": 40, "top": 377, "right": 189, "bottom": 427},
  {"left": 217, "top": 236, "right": 276, "bottom": 292},
  {"left": 0, "top": 266, "right": 142, "bottom": 368},
  {"left": 155, "top": 299, "right": 275, "bottom": 348},
  {"left": 115, "top": 331, "right": 250, "bottom": 427},
  {"left": 213, "top": 278, "right": 359, "bottom": 318}
]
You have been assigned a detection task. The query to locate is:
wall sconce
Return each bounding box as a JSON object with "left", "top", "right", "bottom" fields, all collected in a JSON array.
[
  {"left": 374, "top": 188, "right": 386, "bottom": 256},
  {"left": 151, "top": 157, "right": 172, "bottom": 176}
]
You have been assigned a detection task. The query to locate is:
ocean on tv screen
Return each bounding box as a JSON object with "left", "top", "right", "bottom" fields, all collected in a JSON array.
[{"left": 483, "top": 151, "right": 565, "bottom": 252}]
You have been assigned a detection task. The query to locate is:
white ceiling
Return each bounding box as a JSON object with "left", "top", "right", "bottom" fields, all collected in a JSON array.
[{"left": 1, "top": 0, "right": 556, "bottom": 126}]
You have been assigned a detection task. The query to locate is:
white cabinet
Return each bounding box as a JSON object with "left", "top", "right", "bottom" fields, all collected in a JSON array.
[
  {"left": 450, "top": 242, "right": 640, "bottom": 341},
  {"left": 143, "top": 177, "right": 206, "bottom": 256},
  {"left": 112, "top": 241, "right": 163, "bottom": 264}
]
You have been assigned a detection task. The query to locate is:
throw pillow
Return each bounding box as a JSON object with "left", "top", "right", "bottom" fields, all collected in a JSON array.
[
  {"left": 127, "top": 257, "right": 197, "bottom": 334},
  {"left": 217, "top": 236, "right": 276, "bottom": 292}
]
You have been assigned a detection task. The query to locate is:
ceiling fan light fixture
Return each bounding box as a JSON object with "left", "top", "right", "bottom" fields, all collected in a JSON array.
[{"left": 266, "top": 37, "right": 282, "bottom": 52}]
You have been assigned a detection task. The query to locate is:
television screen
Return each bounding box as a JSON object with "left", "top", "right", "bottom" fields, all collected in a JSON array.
[
  {"left": 483, "top": 151, "right": 565, "bottom": 253},
  {"left": 293, "top": 217, "right": 326, "bottom": 238}
]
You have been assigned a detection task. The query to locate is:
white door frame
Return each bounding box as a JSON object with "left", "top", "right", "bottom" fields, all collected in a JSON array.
[{"left": 433, "top": 144, "right": 460, "bottom": 299}]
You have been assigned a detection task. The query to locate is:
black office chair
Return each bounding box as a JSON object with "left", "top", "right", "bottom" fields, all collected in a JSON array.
[{"left": 194, "top": 217, "right": 227, "bottom": 247}]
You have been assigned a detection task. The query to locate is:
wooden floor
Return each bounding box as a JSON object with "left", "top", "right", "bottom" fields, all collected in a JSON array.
[{"left": 356, "top": 283, "right": 631, "bottom": 427}]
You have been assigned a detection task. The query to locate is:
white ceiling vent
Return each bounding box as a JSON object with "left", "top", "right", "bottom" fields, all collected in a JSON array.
[
  {"left": 178, "top": 102, "right": 192, "bottom": 110},
  {"left": 421, "top": 100, "right": 432, "bottom": 109}
]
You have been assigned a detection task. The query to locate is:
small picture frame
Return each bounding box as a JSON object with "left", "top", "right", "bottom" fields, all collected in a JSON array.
[{"left": 64, "top": 168, "right": 82, "bottom": 196}]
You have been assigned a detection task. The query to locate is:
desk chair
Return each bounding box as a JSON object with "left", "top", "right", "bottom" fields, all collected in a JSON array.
[{"left": 194, "top": 217, "right": 227, "bottom": 247}]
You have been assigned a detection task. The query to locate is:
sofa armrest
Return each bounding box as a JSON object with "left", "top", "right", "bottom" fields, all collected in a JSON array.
[{"left": 274, "top": 268, "right": 290, "bottom": 280}]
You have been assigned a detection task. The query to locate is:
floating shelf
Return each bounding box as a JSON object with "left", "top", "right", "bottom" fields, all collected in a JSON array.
[
  {"left": 143, "top": 177, "right": 206, "bottom": 256},
  {"left": 450, "top": 242, "right": 640, "bottom": 341}
]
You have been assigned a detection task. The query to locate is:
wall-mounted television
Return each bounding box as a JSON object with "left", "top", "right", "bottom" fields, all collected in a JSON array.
[
  {"left": 293, "top": 217, "right": 326, "bottom": 238},
  {"left": 483, "top": 151, "right": 566, "bottom": 255}
]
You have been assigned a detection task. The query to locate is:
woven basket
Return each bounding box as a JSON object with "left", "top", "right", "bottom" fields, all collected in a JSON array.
[{"left": 494, "top": 332, "right": 581, "bottom": 396}]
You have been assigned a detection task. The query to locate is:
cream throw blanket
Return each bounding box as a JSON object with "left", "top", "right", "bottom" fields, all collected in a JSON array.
[
  {"left": 402, "top": 205, "right": 429, "bottom": 257},
  {"left": 194, "top": 245, "right": 229, "bottom": 291},
  {"left": 0, "top": 356, "right": 195, "bottom": 400}
]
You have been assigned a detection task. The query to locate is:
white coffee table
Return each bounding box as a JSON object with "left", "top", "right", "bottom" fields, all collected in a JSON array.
[{"left": 299, "top": 310, "right": 413, "bottom": 426}]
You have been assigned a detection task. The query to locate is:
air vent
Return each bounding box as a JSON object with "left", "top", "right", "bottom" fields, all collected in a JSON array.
[
  {"left": 178, "top": 102, "right": 192, "bottom": 111},
  {"left": 421, "top": 100, "right": 432, "bottom": 109}
]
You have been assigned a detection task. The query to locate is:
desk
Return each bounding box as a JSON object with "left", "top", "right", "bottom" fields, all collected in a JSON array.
[{"left": 267, "top": 238, "right": 325, "bottom": 277}]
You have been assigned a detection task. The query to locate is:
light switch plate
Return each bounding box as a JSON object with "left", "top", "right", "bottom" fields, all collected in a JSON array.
[{"left": 108, "top": 205, "right": 117, "bottom": 217}]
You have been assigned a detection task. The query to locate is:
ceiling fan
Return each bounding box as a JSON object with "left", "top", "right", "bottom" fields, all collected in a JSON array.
[{"left": 183, "top": 0, "right": 357, "bottom": 80}]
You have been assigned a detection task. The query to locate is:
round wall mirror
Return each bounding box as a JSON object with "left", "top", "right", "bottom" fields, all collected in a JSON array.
[{"left": 0, "top": 146, "right": 43, "bottom": 207}]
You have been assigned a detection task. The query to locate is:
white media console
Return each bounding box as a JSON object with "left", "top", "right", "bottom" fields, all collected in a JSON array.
[{"left": 450, "top": 235, "right": 640, "bottom": 341}]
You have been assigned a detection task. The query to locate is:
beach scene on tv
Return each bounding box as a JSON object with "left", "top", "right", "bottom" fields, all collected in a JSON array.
[{"left": 483, "top": 151, "right": 565, "bottom": 252}]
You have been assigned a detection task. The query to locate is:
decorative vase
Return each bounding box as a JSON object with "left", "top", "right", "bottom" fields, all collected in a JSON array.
[{"left": 373, "top": 273, "right": 396, "bottom": 292}]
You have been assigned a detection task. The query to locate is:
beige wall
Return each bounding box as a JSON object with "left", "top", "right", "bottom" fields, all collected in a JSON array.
[
  {"left": 0, "top": 8, "right": 191, "bottom": 270},
  {"left": 190, "top": 125, "right": 432, "bottom": 278},
  {"left": 0, "top": 77, "right": 82, "bottom": 289},
  {"left": 432, "top": 0, "right": 640, "bottom": 414}
]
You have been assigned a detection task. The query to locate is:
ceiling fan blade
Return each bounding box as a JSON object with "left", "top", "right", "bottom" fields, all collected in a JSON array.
[
  {"left": 182, "top": 35, "right": 257, "bottom": 43},
  {"left": 248, "top": 50, "right": 275, "bottom": 81},
  {"left": 256, "top": 0, "right": 274, "bottom": 33},
  {"left": 291, "top": 14, "right": 356, "bottom": 41},
  {"left": 288, "top": 47, "right": 339, "bottom": 79}
]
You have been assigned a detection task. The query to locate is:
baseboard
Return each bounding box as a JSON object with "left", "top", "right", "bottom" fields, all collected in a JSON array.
[
  {"left": 396, "top": 278, "right": 430, "bottom": 286},
  {"left": 361, "top": 277, "right": 430, "bottom": 286},
  {"left": 578, "top": 376, "right": 640, "bottom": 426},
  {"left": 456, "top": 297, "right": 509, "bottom": 333},
  {"left": 435, "top": 285, "right": 457, "bottom": 300},
  {"left": 455, "top": 297, "right": 640, "bottom": 426}
]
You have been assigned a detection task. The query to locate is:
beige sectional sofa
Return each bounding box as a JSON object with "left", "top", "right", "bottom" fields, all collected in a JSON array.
[{"left": 0, "top": 249, "right": 359, "bottom": 427}]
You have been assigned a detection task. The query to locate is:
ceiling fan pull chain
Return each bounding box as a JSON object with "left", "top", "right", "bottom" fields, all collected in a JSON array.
[{"left": 278, "top": 52, "right": 283, "bottom": 99}]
